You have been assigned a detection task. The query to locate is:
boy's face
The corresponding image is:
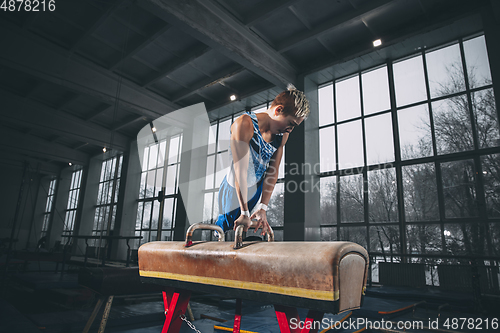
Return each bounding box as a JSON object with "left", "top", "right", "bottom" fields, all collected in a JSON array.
[{"left": 273, "top": 105, "right": 304, "bottom": 134}]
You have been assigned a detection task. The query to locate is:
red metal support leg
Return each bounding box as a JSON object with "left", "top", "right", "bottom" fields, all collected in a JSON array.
[
  {"left": 161, "top": 288, "right": 192, "bottom": 333},
  {"left": 233, "top": 298, "right": 242, "bottom": 333},
  {"left": 301, "top": 310, "right": 324, "bottom": 333},
  {"left": 274, "top": 305, "right": 324, "bottom": 333},
  {"left": 274, "top": 305, "right": 300, "bottom": 333}
]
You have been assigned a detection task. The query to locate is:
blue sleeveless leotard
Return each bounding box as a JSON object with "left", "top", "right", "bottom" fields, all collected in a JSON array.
[{"left": 215, "top": 111, "right": 283, "bottom": 232}]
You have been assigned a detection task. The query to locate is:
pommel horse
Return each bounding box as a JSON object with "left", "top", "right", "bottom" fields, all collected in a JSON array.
[{"left": 138, "top": 222, "right": 369, "bottom": 333}]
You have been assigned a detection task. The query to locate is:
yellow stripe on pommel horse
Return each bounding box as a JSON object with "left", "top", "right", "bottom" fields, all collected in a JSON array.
[{"left": 138, "top": 222, "right": 369, "bottom": 333}]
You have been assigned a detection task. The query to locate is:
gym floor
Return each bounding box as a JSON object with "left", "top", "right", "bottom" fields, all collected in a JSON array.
[{"left": 1, "top": 262, "right": 499, "bottom": 333}]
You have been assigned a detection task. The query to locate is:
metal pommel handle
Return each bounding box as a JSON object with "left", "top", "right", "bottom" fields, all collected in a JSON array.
[
  {"left": 185, "top": 223, "right": 225, "bottom": 247},
  {"left": 234, "top": 221, "right": 274, "bottom": 249}
]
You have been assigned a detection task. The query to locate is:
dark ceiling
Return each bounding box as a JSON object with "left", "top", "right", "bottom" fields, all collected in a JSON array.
[{"left": 0, "top": 0, "right": 489, "bottom": 174}]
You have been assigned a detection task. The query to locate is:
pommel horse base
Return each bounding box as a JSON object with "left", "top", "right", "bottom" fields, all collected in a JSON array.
[{"left": 138, "top": 223, "right": 369, "bottom": 333}]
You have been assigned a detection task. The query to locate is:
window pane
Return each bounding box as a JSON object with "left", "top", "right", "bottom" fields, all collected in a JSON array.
[
  {"left": 489, "top": 223, "right": 500, "bottom": 255},
  {"left": 141, "top": 146, "right": 149, "bottom": 172},
  {"left": 136, "top": 202, "right": 143, "bottom": 229},
  {"left": 203, "top": 192, "right": 213, "bottom": 223},
  {"left": 321, "top": 226, "right": 337, "bottom": 241},
  {"left": 148, "top": 145, "right": 158, "bottom": 170},
  {"left": 365, "top": 113, "right": 394, "bottom": 165},
  {"left": 368, "top": 168, "right": 398, "bottom": 223},
  {"left": 406, "top": 224, "right": 442, "bottom": 254},
  {"left": 163, "top": 198, "right": 174, "bottom": 229},
  {"left": 441, "top": 160, "right": 478, "bottom": 218},
  {"left": 151, "top": 201, "right": 159, "bottom": 230},
  {"left": 205, "top": 155, "right": 215, "bottom": 189},
  {"left": 339, "top": 174, "right": 364, "bottom": 223},
  {"left": 208, "top": 124, "right": 217, "bottom": 155},
  {"left": 155, "top": 169, "right": 163, "bottom": 197},
  {"left": 158, "top": 141, "right": 166, "bottom": 167},
  {"left": 394, "top": 55, "right": 427, "bottom": 107},
  {"left": 336, "top": 76, "right": 360, "bottom": 121},
  {"left": 139, "top": 172, "right": 146, "bottom": 199},
  {"left": 278, "top": 146, "right": 285, "bottom": 179},
  {"left": 212, "top": 195, "right": 219, "bottom": 223},
  {"left": 118, "top": 156, "right": 123, "bottom": 176},
  {"left": 114, "top": 179, "right": 120, "bottom": 203},
  {"left": 432, "top": 96, "right": 474, "bottom": 155},
  {"left": 337, "top": 120, "right": 363, "bottom": 169},
  {"left": 319, "top": 84, "right": 334, "bottom": 126},
  {"left": 319, "top": 127, "right": 335, "bottom": 172},
  {"left": 464, "top": 35, "right": 492, "bottom": 88},
  {"left": 215, "top": 151, "right": 229, "bottom": 188},
  {"left": 218, "top": 119, "right": 231, "bottom": 152},
  {"left": 482, "top": 154, "right": 500, "bottom": 218},
  {"left": 472, "top": 88, "right": 500, "bottom": 148},
  {"left": 100, "top": 161, "right": 107, "bottom": 182},
  {"left": 444, "top": 223, "right": 490, "bottom": 256},
  {"left": 339, "top": 227, "right": 367, "bottom": 248},
  {"left": 146, "top": 170, "right": 155, "bottom": 198},
  {"left": 166, "top": 164, "right": 177, "bottom": 195},
  {"left": 320, "top": 177, "right": 336, "bottom": 225},
  {"left": 106, "top": 181, "right": 114, "bottom": 204},
  {"left": 267, "top": 182, "right": 284, "bottom": 227},
  {"left": 162, "top": 231, "right": 172, "bottom": 242},
  {"left": 369, "top": 226, "right": 400, "bottom": 253},
  {"left": 142, "top": 202, "right": 152, "bottom": 229},
  {"left": 141, "top": 231, "right": 150, "bottom": 245},
  {"left": 426, "top": 43, "right": 464, "bottom": 98},
  {"left": 168, "top": 136, "right": 180, "bottom": 165},
  {"left": 362, "top": 66, "right": 390, "bottom": 115},
  {"left": 398, "top": 105, "right": 433, "bottom": 160},
  {"left": 402, "top": 163, "right": 439, "bottom": 221}
]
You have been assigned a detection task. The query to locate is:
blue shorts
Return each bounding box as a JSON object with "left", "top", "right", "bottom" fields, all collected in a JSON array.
[{"left": 215, "top": 176, "right": 263, "bottom": 232}]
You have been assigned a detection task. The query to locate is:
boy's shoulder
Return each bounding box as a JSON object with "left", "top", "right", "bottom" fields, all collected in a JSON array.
[
  {"left": 231, "top": 113, "right": 254, "bottom": 140},
  {"left": 233, "top": 113, "right": 253, "bottom": 128}
]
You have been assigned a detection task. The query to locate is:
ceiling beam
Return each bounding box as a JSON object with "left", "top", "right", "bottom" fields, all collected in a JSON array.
[
  {"left": 171, "top": 64, "right": 244, "bottom": 103},
  {"left": 138, "top": 0, "right": 297, "bottom": 88},
  {"left": 56, "top": 93, "right": 80, "bottom": 110},
  {"left": 0, "top": 89, "right": 130, "bottom": 152},
  {"left": 0, "top": 125, "right": 89, "bottom": 166},
  {"left": 276, "top": 0, "right": 393, "bottom": 53},
  {"left": 142, "top": 44, "right": 211, "bottom": 87},
  {"left": 0, "top": 19, "right": 181, "bottom": 119},
  {"left": 112, "top": 116, "right": 147, "bottom": 131},
  {"left": 244, "top": 0, "right": 301, "bottom": 27},
  {"left": 85, "top": 105, "right": 113, "bottom": 121},
  {"left": 70, "top": 0, "right": 131, "bottom": 51},
  {"left": 110, "top": 24, "right": 171, "bottom": 70}
]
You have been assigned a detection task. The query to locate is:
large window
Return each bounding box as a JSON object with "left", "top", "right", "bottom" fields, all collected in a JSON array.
[
  {"left": 318, "top": 34, "right": 499, "bottom": 277},
  {"left": 92, "top": 155, "right": 123, "bottom": 246},
  {"left": 62, "top": 168, "right": 83, "bottom": 245},
  {"left": 136, "top": 134, "right": 182, "bottom": 245},
  {"left": 40, "top": 178, "right": 57, "bottom": 240}
]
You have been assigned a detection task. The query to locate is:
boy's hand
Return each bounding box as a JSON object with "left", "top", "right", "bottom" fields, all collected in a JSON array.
[
  {"left": 250, "top": 209, "right": 270, "bottom": 236},
  {"left": 233, "top": 215, "right": 252, "bottom": 232}
]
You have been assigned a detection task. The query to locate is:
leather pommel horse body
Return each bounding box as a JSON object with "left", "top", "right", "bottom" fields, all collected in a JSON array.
[{"left": 138, "top": 223, "right": 369, "bottom": 333}]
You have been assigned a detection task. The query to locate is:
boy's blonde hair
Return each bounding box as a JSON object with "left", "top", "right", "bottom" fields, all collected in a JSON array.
[{"left": 270, "top": 84, "right": 310, "bottom": 118}]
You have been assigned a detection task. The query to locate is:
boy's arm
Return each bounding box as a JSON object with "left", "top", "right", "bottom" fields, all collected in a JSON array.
[
  {"left": 230, "top": 115, "right": 253, "bottom": 216},
  {"left": 251, "top": 133, "right": 289, "bottom": 235}
]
